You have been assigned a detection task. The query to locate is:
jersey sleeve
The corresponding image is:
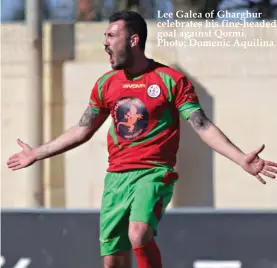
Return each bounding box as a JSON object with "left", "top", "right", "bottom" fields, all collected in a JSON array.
[
  {"left": 173, "top": 76, "right": 201, "bottom": 120},
  {"left": 88, "top": 82, "right": 108, "bottom": 114}
]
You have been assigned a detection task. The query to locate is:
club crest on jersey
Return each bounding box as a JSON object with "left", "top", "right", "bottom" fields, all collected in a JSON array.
[
  {"left": 147, "top": 84, "right": 161, "bottom": 98},
  {"left": 113, "top": 97, "right": 149, "bottom": 140}
]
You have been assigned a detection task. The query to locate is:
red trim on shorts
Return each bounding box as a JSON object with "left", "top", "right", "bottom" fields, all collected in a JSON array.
[
  {"left": 154, "top": 197, "right": 163, "bottom": 221},
  {"left": 162, "top": 171, "right": 178, "bottom": 185},
  {"left": 154, "top": 171, "right": 178, "bottom": 221}
]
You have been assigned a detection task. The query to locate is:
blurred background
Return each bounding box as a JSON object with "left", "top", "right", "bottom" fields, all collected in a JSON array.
[
  {"left": 1, "top": 1, "right": 277, "bottom": 267},
  {"left": 1, "top": 0, "right": 277, "bottom": 22}
]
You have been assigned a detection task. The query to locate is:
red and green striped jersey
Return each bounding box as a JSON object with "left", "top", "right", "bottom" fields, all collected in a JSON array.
[{"left": 89, "top": 60, "right": 201, "bottom": 172}]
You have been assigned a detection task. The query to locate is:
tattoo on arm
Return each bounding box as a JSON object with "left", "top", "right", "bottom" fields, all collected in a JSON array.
[
  {"left": 188, "top": 109, "right": 212, "bottom": 131},
  {"left": 34, "top": 107, "right": 102, "bottom": 161},
  {"left": 79, "top": 107, "right": 98, "bottom": 127}
]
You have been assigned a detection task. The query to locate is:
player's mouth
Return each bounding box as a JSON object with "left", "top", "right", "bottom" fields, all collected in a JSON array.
[{"left": 106, "top": 49, "right": 114, "bottom": 64}]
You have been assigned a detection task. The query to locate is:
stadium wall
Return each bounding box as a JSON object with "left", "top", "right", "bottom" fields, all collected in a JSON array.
[{"left": 1, "top": 22, "right": 277, "bottom": 208}]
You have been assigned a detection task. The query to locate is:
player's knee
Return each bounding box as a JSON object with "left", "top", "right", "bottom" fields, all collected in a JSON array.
[
  {"left": 128, "top": 221, "right": 153, "bottom": 247},
  {"left": 103, "top": 261, "right": 126, "bottom": 268},
  {"left": 103, "top": 252, "right": 132, "bottom": 268},
  {"left": 103, "top": 256, "right": 117, "bottom": 268},
  {"left": 104, "top": 263, "right": 117, "bottom": 268}
]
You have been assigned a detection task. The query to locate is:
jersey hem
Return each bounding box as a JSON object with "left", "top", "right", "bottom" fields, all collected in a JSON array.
[{"left": 107, "top": 162, "right": 175, "bottom": 173}]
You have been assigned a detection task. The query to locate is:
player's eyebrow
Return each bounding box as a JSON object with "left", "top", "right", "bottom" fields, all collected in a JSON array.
[{"left": 104, "top": 32, "right": 115, "bottom": 36}]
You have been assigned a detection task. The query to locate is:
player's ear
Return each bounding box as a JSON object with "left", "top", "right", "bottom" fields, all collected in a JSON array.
[{"left": 130, "top": 34, "right": 139, "bottom": 48}]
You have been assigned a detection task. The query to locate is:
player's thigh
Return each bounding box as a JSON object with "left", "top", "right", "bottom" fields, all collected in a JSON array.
[
  {"left": 100, "top": 172, "right": 133, "bottom": 256},
  {"left": 129, "top": 167, "right": 178, "bottom": 233},
  {"left": 103, "top": 250, "right": 132, "bottom": 268}
]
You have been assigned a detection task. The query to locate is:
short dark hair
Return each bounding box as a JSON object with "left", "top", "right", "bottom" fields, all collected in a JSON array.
[{"left": 109, "top": 10, "right": 147, "bottom": 51}]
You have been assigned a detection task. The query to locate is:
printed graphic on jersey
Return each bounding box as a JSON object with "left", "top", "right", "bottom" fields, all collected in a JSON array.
[
  {"left": 113, "top": 97, "right": 149, "bottom": 140},
  {"left": 147, "top": 84, "right": 161, "bottom": 98}
]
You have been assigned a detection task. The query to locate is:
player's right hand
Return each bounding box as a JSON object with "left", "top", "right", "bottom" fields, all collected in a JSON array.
[{"left": 6, "top": 139, "right": 37, "bottom": 171}]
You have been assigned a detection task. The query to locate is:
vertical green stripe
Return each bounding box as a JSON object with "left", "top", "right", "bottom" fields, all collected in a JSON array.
[
  {"left": 109, "top": 122, "right": 122, "bottom": 148},
  {"left": 97, "top": 71, "right": 117, "bottom": 101},
  {"left": 156, "top": 71, "right": 176, "bottom": 102},
  {"left": 109, "top": 122, "right": 118, "bottom": 145}
]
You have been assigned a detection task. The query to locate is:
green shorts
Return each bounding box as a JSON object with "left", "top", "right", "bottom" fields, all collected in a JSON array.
[{"left": 99, "top": 166, "right": 178, "bottom": 256}]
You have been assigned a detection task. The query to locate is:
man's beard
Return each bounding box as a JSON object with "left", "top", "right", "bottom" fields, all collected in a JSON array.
[{"left": 111, "top": 43, "right": 133, "bottom": 70}]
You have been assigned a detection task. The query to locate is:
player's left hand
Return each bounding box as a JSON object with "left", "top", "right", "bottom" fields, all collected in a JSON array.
[{"left": 240, "top": 144, "right": 277, "bottom": 184}]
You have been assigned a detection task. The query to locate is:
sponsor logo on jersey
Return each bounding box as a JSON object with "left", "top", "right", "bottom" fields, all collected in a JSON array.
[
  {"left": 147, "top": 84, "right": 161, "bottom": 98},
  {"left": 123, "top": 84, "right": 146, "bottom": 88},
  {"left": 113, "top": 97, "right": 148, "bottom": 140}
]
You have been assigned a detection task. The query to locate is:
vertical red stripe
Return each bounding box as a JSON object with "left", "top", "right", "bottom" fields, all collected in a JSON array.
[
  {"left": 154, "top": 171, "right": 178, "bottom": 221},
  {"left": 154, "top": 198, "right": 163, "bottom": 221},
  {"left": 162, "top": 171, "right": 178, "bottom": 185}
]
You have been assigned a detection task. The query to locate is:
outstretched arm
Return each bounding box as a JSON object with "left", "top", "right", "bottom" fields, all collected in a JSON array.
[
  {"left": 188, "top": 109, "right": 244, "bottom": 165},
  {"left": 34, "top": 106, "right": 108, "bottom": 160},
  {"left": 187, "top": 109, "right": 277, "bottom": 184},
  {"left": 7, "top": 107, "right": 109, "bottom": 170}
]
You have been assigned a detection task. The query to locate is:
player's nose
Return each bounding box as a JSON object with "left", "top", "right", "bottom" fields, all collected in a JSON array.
[{"left": 103, "top": 37, "right": 109, "bottom": 47}]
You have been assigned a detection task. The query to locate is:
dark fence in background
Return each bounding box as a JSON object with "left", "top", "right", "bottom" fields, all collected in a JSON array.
[{"left": 1, "top": 208, "right": 277, "bottom": 268}]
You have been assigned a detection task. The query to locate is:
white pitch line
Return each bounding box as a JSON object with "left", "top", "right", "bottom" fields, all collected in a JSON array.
[
  {"left": 0, "top": 256, "right": 6, "bottom": 267},
  {"left": 13, "top": 258, "right": 31, "bottom": 268},
  {"left": 194, "top": 260, "right": 242, "bottom": 268}
]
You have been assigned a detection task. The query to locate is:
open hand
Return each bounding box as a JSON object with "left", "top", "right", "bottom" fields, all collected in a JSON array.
[
  {"left": 241, "top": 144, "right": 277, "bottom": 184},
  {"left": 7, "top": 139, "right": 37, "bottom": 171}
]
